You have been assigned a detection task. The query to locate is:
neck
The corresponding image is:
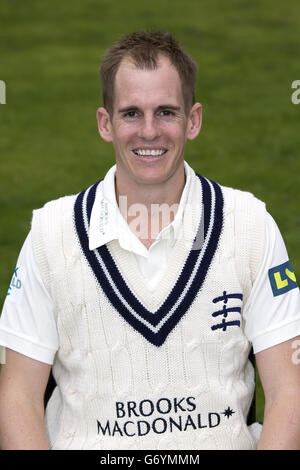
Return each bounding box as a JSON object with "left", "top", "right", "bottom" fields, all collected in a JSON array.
[{"left": 115, "top": 164, "right": 186, "bottom": 247}]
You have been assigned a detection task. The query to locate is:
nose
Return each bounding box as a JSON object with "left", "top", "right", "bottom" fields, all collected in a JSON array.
[{"left": 138, "top": 113, "right": 161, "bottom": 141}]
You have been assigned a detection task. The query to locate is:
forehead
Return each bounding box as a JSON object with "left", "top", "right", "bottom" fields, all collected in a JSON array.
[{"left": 113, "top": 55, "right": 184, "bottom": 109}]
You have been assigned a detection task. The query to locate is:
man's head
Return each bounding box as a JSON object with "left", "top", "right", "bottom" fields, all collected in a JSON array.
[
  {"left": 100, "top": 31, "right": 198, "bottom": 117},
  {"left": 97, "top": 31, "right": 202, "bottom": 192}
]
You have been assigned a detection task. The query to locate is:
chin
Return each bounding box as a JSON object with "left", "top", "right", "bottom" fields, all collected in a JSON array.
[{"left": 133, "top": 168, "right": 171, "bottom": 185}]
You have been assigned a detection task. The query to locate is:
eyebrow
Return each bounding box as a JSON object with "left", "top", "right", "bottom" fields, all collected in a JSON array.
[{"left": 118, "top": 104, "right": 181, "bottom": 114}]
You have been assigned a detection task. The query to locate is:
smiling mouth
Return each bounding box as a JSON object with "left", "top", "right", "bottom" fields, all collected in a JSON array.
[{"left": 132, "top": 149, "right": 168, "bottom": 157}]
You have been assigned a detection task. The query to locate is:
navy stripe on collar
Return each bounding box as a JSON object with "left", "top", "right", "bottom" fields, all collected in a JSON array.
[{"left": 74, "top": 174, "right": 224, "bottom": 346}]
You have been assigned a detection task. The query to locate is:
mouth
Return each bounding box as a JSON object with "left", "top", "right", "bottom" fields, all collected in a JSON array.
[{"left": 132, "top": 148, "right": 168, "bottom": 159}]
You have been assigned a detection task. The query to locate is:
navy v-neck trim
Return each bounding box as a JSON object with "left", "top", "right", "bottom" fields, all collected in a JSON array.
[{"left": 74, "top": 174, "right": 224, "bottom": 346}]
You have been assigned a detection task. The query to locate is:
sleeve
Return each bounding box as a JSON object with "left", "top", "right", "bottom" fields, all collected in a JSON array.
[
  {"left": 0, "top": 231, "right": 59, "bottom": 364},
  {"left": 243, "top": 212, "right": 300, "bottom": 354}
]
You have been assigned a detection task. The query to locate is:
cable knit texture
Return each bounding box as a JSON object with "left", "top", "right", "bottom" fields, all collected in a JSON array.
[{"left": 31, "top": 172, "right": 265, "bottom": 450}]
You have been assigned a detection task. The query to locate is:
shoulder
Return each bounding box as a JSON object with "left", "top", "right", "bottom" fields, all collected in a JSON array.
[
  {"left": 29, "top": 187, "right": 97, "bottom": 290},
  {"left": 32, "top": 193, "right": 77, "bottom": 222},
  {"left": 30, "top": 178, "right": 103, "bottom": 245},
  {"left": 192, "top": 169, "right": 266, "bottom": 216},
  {"left": 31, "top": 179, "right": 101, "bottom": 227},
  {"left": 220, "top": 183, "right": 266, "bottom": 217},
  {"left": 217, "top": 182, "right": 267, "bottom": 287},
  {"left": 30, "top": 194, "right": 79, "bottom": 287}
]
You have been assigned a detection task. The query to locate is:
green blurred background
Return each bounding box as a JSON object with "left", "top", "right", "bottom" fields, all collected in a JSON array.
[{"left": 1, "top": 0, "right": 300, "bottom": 424}]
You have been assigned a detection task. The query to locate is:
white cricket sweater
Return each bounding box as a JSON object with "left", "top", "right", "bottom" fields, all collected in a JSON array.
[{"left": 31, "top": 171, "right": 265, "bottom": 450}]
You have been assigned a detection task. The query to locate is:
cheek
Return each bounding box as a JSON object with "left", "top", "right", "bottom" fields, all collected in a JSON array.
[
  {"left": 167, "top": 126, "right": 187, "bottom": 146},
  {"left": 161, "top": 119, "right": 187, "bottom": 138},
  {"left": 113, "top": 126, "right": 136, "bottom": 147}
]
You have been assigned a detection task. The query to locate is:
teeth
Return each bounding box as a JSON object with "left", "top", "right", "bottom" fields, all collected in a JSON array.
[{"left": 134, "top": 149, "right": 166, "bottom": 156}]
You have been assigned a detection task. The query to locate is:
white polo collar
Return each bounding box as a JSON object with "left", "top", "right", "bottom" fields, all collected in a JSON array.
[{"left": 88, "top": 161, "right": 193, "bottom": 257}]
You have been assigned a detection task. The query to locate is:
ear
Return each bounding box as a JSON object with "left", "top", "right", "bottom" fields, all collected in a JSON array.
[
  {"left": 97, "top": 107, "right": 113, "bottom": 142},
  {"left": 186, "top": 103, "right": 202, "bottom": 140}
]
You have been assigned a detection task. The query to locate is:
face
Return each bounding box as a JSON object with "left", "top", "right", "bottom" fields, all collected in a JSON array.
[{"left": 97, "top": 55, "right": 202, "bottom": 191}]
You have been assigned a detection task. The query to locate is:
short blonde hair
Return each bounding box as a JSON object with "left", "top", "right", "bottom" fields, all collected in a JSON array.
[{"left": 100, "top": 30, "right": 198, "bottom": 116}]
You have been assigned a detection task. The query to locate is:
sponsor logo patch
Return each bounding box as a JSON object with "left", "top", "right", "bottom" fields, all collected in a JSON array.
[
  {"left": 96, "top": 396, "right": 236, "bottom": 438},
  {"left": 6, "top": 266, "right": 25, "bottom": 304},
  {"left": 268, "top": 260, "right": 298, "bottom": 297}
]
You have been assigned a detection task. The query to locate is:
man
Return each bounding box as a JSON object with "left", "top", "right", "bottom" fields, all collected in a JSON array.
[{"left": 0, "top": 31, "right": 300, "bottom": 450}]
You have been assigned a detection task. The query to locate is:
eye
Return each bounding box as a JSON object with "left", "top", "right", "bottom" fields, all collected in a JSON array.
[
  {"left": 123, "top": 110, "right": 138, "bottom": 118},
  {"left": 159, "top": 109, "right": 175, "bottom": 117}
]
